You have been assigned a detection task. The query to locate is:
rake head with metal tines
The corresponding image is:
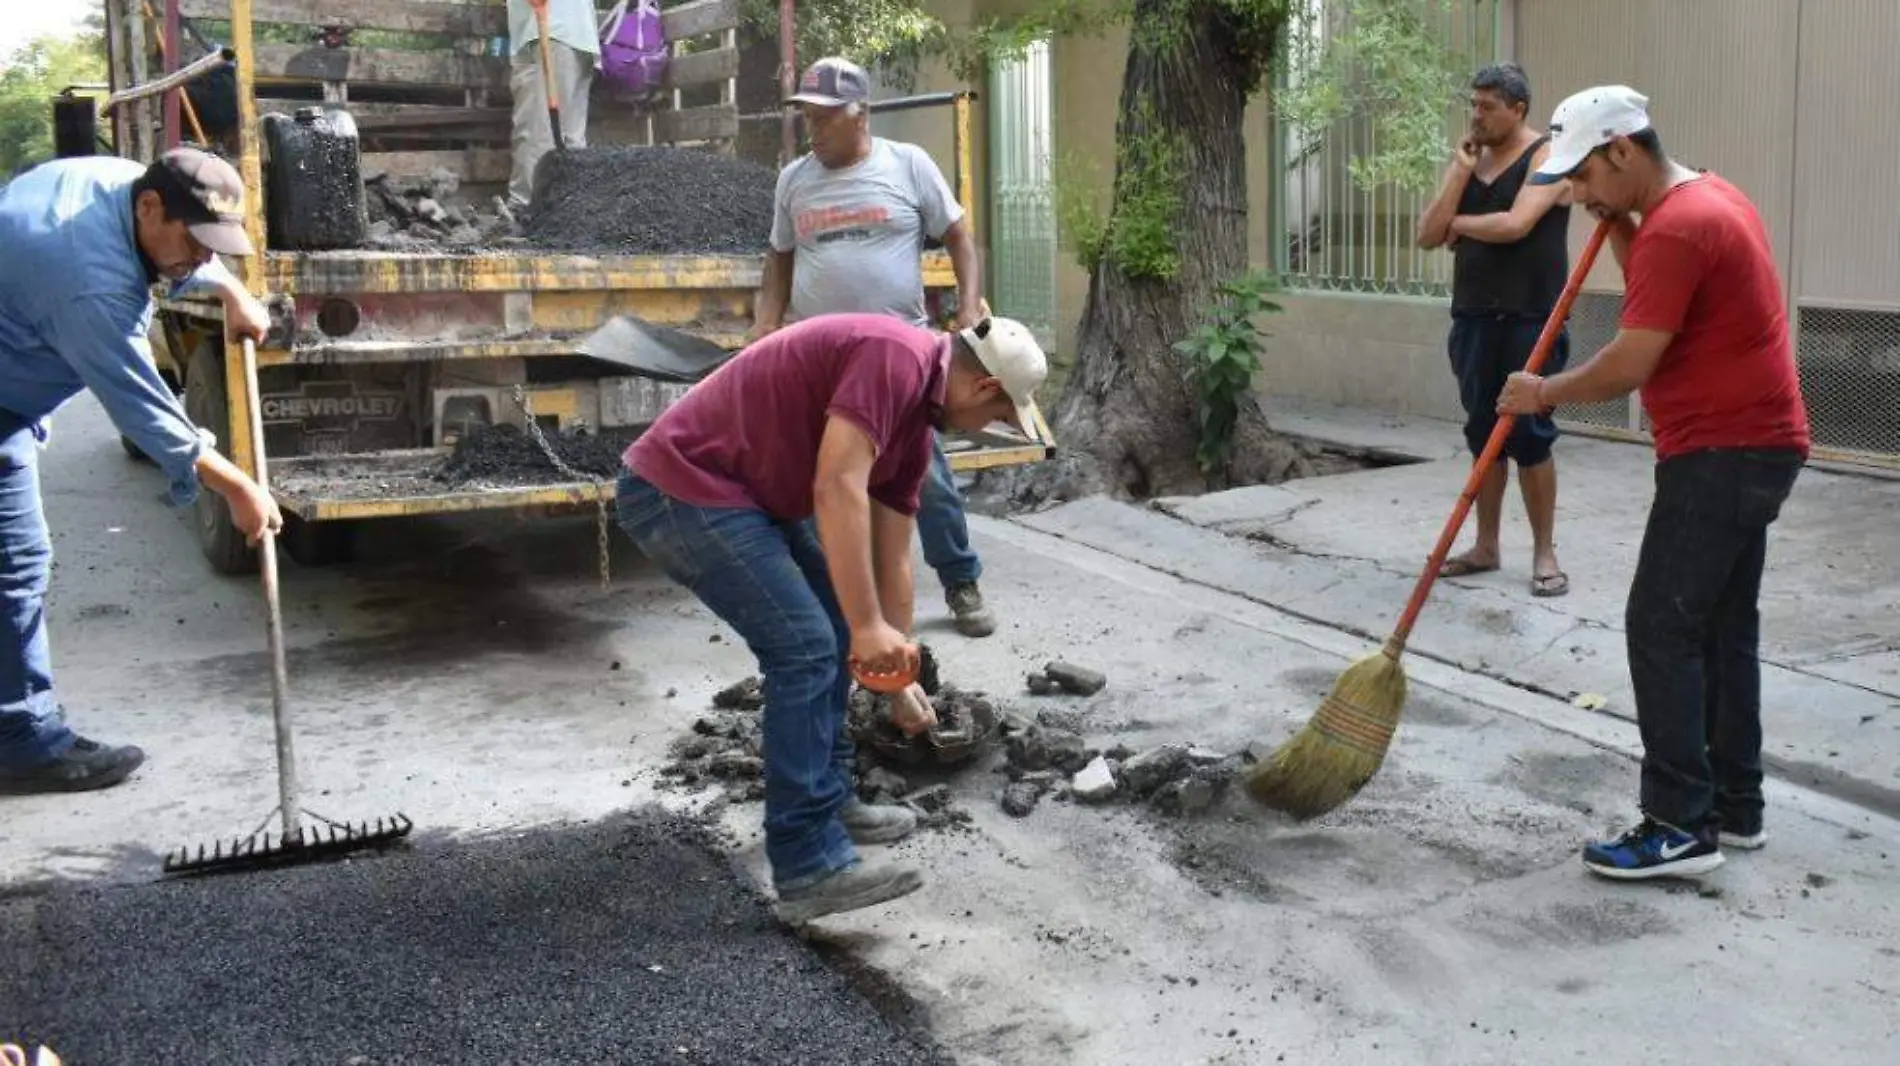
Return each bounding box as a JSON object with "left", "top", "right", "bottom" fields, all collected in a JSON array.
[{"left": 161, "top": 814, "right": 415, "bottom": 878}]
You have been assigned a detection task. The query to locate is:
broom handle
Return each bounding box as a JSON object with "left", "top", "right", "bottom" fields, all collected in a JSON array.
[
  {"left": 530, "top": 0, "right": 563, "bottom": 151},
  {"left": 1385, "top": 216, "right": 1612, "bottom": 655},
  {"left": 240, "top": 335, "right": 300, "bottom": 841}
]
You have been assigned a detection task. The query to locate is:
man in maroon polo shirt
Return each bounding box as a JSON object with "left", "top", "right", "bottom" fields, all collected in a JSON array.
[
  {"left": 617, "top": 312, "right": 1048, "bottom": 922},
  {"left": 1498, "top": 85, "right": 1810, "bottom": 881}
]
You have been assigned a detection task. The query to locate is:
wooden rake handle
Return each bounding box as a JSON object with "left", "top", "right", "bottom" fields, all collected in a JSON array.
[{"left": 1386, "top": 217, "right": 1613, "bottom": 655}]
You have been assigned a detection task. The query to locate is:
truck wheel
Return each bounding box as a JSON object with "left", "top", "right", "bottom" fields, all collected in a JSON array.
[
  {"left": 184, "top": 340, "right": 260, "bottom": 576},
  {"left": 282, "top": 514, "right": 356, "bottom": 568}
]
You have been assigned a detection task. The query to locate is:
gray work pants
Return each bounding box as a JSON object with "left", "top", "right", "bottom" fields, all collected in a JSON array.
[{"left": 509, "top": 39, "right": 595, "bottom": 207}]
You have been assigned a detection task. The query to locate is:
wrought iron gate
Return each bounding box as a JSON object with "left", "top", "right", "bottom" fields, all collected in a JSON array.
[{"left": 986, "top": 39, "right": 1058, "bottom": 351}]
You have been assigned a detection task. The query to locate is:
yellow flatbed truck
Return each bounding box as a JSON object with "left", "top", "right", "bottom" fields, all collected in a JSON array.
[{"left": 104, "top": 0, "right": 1054, "bottom": 574}]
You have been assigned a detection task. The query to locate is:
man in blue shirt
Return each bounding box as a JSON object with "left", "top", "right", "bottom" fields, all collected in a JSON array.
[{"left": 0, "top": 147, "right": 283, "bottom": 795}]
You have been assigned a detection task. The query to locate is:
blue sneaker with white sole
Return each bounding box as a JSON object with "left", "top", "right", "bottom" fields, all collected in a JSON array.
[{"left": 1582, "top": 817, "right": 1724, "bottom": 880}]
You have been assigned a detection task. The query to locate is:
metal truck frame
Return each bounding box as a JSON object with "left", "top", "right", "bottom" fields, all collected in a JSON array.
[{"left": 101, "top": 0, "right": 1055, "bottom": 576}]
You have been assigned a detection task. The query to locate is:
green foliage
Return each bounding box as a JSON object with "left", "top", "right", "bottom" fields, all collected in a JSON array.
[
  {"left": 1047, "top": 99, "right": 1182, "bottom": 281},
  {"left": 1104, "top": 110, "right": 1184, "bottom": 280},
  {"left": 1174, "top": 270, "right": 1282, "bottom": 474},
  {"left": 738, "top": 0, "right": 948, "bottom": 91},
  {"left": 0, "top": 30, "right": 108, "bottom": 178},
  {"left": 1050, "top": 150, "right": 1110, "bottom": 272},
  {"left": 1274, "top": 0, "right": 1469, "bottom": 193}
]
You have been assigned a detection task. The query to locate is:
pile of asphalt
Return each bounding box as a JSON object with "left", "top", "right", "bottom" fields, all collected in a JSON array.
[
  {"left": 433, "top": 423, "right": 636, "bottom": 486},
  {"left": 0, "top": 811, "right": 954, "bottom": 1065},
  {"left": 523, "top": 146, "right": 777, "bottom": 254}
]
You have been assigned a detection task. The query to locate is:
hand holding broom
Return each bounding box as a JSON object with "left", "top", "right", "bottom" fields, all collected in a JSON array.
[{"left": 1242, "top": 216, "right": 1614, "bottom": 820}]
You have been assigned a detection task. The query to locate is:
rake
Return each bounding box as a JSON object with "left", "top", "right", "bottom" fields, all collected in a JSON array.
[{"left": 161, "top": 337, "right": 413, "bottom": 877}]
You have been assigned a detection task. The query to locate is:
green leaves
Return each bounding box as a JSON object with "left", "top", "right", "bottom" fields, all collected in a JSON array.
[
  {"left": 1273, "top": 0, "right": 1471, "bottom": 193},
  {"left": 1177, "top": 270, "right": 1283, "bottom": 475},
  {"left": 0, "top": 30, "right": 107, "bottom": 177}
]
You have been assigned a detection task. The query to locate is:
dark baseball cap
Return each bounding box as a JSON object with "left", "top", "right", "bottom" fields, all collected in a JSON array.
[
  {"left": 147, "top": 146, "right": 254, "bottom": 255},
  {"left": 787, "top": 57, "right": 870, "bottom": 108}
]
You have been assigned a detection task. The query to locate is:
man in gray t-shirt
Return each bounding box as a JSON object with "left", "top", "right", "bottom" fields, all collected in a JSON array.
[{"left": 750, "top": 56, "right": 1000, "bottom": 639}]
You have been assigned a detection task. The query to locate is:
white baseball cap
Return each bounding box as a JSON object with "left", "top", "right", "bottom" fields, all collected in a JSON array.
[
  {"left": 957, "top": 316, "right": 1049, "bottom": 441},
  {"left": 1530, "top": 84, "right": 1653, "bottom": 186}
]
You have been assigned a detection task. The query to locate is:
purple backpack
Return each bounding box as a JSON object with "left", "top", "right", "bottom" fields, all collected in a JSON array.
[{"left": 599, "top": 0, "right": 669, "bottom": 99}]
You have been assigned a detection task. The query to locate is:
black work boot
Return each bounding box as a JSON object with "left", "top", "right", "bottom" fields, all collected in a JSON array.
[{"left": 0, "top": 736, "right": 146, "bottom": 795}]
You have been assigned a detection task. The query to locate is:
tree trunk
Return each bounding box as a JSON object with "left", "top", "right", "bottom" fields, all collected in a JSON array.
[{"left": 1047, "top": 0, "right": 1311, "bottom": 500}]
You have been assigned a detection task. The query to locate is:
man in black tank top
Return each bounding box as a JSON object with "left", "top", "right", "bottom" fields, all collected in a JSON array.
[{"left": 1417, "top": 63, "right": 1575, "bottom": 598}]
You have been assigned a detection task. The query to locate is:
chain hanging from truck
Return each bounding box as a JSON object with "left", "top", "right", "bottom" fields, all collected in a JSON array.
[{"left": 512, "top": 385, "right": 613, "bottom": 590}]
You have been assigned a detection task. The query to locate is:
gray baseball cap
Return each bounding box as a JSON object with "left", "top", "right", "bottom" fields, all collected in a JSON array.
[{"left": 787, "top": 57, "right": 870, "bottom": 108}]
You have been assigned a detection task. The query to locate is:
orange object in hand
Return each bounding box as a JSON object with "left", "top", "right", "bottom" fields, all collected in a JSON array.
[{"left": 850, "top": 644, "right": 920, "bottom": 694}]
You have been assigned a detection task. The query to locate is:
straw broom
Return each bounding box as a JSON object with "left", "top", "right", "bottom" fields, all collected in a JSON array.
[{"left": 1244, "top": 217, "right": 1613, "bottom": 820}]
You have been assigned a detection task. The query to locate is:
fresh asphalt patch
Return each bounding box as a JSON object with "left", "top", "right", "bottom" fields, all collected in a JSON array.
[{"left": 0, "top": 808, "right": 952, "bottom": 1065}]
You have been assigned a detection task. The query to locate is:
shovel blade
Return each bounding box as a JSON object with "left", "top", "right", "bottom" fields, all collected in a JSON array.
[{"left": 577, "top": 315, "right": 735, "bottom": 383}]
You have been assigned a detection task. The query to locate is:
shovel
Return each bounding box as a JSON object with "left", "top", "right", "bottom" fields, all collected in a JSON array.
[
  {"left": 578, "top": 314, "right": 737, "bottom": 382},
  {"left": 528, "top": 0, "right": 565, "bottom": 153}
]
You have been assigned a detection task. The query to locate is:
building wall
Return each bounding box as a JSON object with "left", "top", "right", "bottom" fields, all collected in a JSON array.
[{"left": 1257, "top": 0, "right": 1900, "bottom": 438}]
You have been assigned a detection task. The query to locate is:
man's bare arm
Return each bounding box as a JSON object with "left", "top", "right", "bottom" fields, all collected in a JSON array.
[
  {"left": 1416, "top": 144, "right": 1476, "bottom": 249},
  {"left": 752, "top": 250, "right": 795, "bottom": 337},
  {"left": 1449, "top": 143, "right": 1572, "bottom": 244},
  {"left": 870, "top": 502, "right": 916, "bottom": 634},
  {"left": 1542, "top": 328, "right": 1673, "bottom": 405},
  {"left": 812, "top": 415, "right": 885, "bottom": 634},
  {"left": 940, "top": 218, "right": 984, "bottom": 327}
]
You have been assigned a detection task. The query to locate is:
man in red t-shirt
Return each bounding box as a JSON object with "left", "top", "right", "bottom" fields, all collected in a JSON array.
[
  {"left": 1498, "top": 85, "right": 1810, "bottom": 881},
  {"left": 618, "top": 312, "right": 1047, "bottom": 922}
]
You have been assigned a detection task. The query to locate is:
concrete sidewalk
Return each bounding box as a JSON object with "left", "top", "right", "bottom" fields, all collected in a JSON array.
[{"left": 1015, "top": 398, "right": 1900, "bottom": 817}]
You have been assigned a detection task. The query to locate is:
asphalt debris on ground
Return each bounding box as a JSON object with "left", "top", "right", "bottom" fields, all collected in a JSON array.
[
  {"left": 522, "top": 146, "right": 777, "bottom": 254},
  {"left": 432, "top": 423, "right": 638, "bottom": 487},
  {"left": 363, "top": 166, "right": 519, "bottom": 252},
  {"left": 994, "top": 715, "right": 1254, "bottom": 820},
  {"left": 661, "top": 647, "right": 987, "bottom": 831},
  {"left": 0, "top": 810, "right": 954, "bottom": 1065}
]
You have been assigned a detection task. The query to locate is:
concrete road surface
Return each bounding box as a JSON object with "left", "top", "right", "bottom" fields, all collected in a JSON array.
[{"left": 2, "top": 395, "right": 1896, "bottom": 1065}]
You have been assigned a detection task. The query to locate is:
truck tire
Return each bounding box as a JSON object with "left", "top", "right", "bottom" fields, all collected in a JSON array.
[
  {"left": 184, "top": 340, "right": 260, "bottom": 576},
  {"left": 282, "top": 514, "right": 356, "bottom": 568}
]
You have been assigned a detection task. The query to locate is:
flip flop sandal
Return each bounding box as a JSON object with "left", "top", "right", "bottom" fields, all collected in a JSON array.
[
  {"left": 1440, "top": 556, "right": 1501, "bottom": 578},
  {"left": 1531, "top": 571, "right": 1570, "bottom": 597}
]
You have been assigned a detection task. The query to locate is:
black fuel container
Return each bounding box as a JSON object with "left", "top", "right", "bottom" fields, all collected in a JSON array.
[{"left": 262, "top": 106, "right": 368, "bottom": 250}]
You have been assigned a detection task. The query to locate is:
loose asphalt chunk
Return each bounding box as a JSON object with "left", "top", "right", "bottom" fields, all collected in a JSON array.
[{"left": 0, "top": 810, "right": 952, "bottom": 1065}]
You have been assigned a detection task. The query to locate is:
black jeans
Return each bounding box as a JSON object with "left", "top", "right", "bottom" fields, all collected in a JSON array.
[{"left": 1626, "top": 447, "right": 1803, "bottom": 831}]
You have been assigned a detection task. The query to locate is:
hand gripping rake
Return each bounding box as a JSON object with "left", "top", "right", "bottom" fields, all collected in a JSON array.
[{"left": 161, "top": 338, "right": 413, "bottom": 877}]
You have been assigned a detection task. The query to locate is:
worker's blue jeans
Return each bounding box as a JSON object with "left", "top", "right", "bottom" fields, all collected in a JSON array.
[
  {"left": 918, "top": 433, "right": 981, "bottom": 590},
  {"left": 615, "top": 471, "right": 857, "bottom": 893},
  {"left": 0, "top": 412, "right": 72, "bottom": 770}
]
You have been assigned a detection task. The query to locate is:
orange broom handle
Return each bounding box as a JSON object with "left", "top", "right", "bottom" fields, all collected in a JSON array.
[{"left": 1387, "top": 216, "right": 1613, "bottom": 652}]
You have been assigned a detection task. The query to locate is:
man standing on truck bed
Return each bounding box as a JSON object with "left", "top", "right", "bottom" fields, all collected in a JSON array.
[
  {"left": 0, "top": 147, "right": 284, "bottom": 795},
  {"left": 618, "top": 312, "right": 1048, "bottom": 922},
  {"left": 506, "top": 0, "right": 599, "bottom": 210},
  {"left": 748, "top": 56, "right": 1005, "bottom": 640},
  {"left": 1417, "top": 62, "right": 1575, "bottom": 598},
  {"left": 1498, "top": 86, "right": 1810, "bottom": 879}
]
